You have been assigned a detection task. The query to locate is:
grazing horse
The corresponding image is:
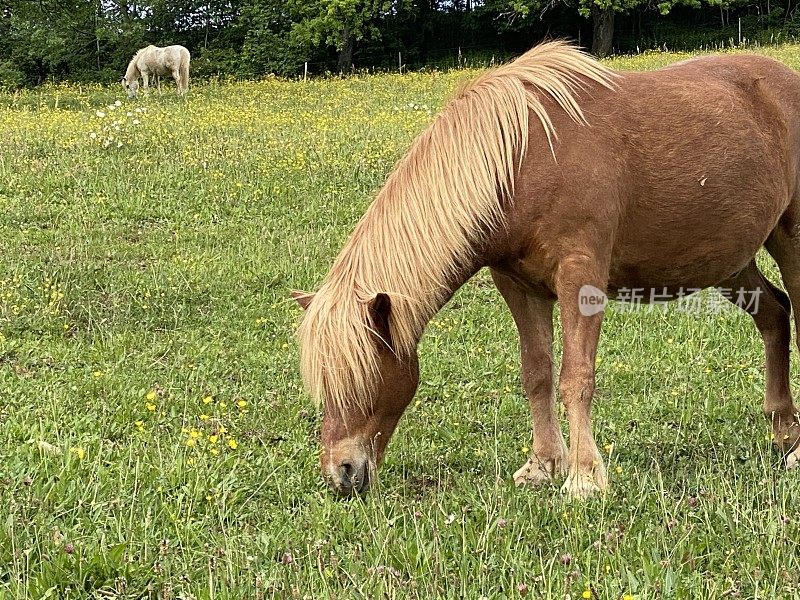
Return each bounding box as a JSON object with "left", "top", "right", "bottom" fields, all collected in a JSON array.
[
  {"left": 293, "top": 41, "right": 800, "bottom": 499},
  {"left": 121, "top": 45, "right": 190, "bottom": 98}
]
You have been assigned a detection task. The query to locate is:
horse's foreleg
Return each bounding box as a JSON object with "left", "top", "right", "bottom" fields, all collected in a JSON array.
[
  {"left": 555, "top": 256, "right": 608, "bottom": 499},
  {"left": 491, "top": 270, "right": 566, "bottom": 487},
  {"left": 172, "top": 69, "right": 181, "bottom": 95},
  {"left": 142, "top": 72, "right": 150, "bottom": 95},
  {"left": 157, "top": 75, "right": 162, "bottom": 95}
]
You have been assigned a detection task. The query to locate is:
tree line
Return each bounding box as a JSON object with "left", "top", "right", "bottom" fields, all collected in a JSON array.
[{"left": 0, "top": 0, "right": 796, "bottom": 86}]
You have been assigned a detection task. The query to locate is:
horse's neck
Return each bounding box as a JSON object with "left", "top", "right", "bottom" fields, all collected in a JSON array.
[{"left": 125, "top": 61, "right": 140, "bottom": 80}]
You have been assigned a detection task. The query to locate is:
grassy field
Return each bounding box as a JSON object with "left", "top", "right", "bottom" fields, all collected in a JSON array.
[{"left": 3, "top": 45, "right": 800, "bottom": 599}]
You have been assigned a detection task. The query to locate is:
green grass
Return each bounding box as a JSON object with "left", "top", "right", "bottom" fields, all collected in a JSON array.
[{"left": 2, "top": 46, "right": 800, "bottom": 599}]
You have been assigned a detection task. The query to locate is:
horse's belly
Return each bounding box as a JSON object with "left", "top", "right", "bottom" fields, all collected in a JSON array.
[{"left": 608, "top": 193, "right": 782, "bottom": 292}]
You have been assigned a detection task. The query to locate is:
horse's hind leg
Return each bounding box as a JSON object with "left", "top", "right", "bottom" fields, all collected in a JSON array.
[
  {"left": 491, "top": 270, "right": 568, "bottom": 486},
  {"left": 763, "top": 225, "right": 800, "bottom": 464},
  {"left": 720, "top": 259, "right": 799, "bottom": 462},
  {"left": 172, "top": 69, "right": 181, "bottom": 94}
]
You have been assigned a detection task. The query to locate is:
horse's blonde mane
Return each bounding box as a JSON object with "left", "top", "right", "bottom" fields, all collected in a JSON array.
[{"left": 297, "top": 41, "right": 616, "bottom": 413}]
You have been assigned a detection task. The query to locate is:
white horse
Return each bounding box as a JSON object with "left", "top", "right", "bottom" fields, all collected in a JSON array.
[{"left": 121, "top": 45, "right": 190, "bottom": 98}]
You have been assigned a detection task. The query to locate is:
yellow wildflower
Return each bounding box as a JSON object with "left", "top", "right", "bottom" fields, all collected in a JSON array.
[
  {"left": 227, "top": 439, "right": 238, "bottom": 450},
  {"left": 146, "top": 390, "right": 157, "bottom": 401}
]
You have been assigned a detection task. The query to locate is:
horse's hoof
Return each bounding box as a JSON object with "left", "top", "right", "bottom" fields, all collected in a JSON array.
[
  {"left": 560, "top": 472, "right": 604, "bottom": 499},
  {"left": 785, "top": 447, "right": 800, "bottom": 470},
  {"left": 513, "top": 455, "right": 565, "bottom": 486}
]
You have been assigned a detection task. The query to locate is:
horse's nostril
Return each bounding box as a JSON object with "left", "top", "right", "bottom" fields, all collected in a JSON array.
[
  {"left": 337, "top": 460, "right": 369, "bottom": 494},
  {"left": 340, "top": 461, "right": 355, "bottom": 481}
]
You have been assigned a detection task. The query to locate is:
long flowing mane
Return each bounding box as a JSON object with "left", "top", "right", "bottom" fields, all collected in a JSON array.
[
  {"left": 298, "top": 41, "right": 616, "bottom": 413},
  {"left": 124, "top": 47, "right": 148, "bottom": 80}
]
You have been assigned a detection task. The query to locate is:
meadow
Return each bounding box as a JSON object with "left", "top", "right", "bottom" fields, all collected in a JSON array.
[{"left": 2, "top": 46, "right": 800, "bottom": 599}]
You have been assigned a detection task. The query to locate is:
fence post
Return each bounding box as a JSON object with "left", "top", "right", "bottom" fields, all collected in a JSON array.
[
  {"left": 738, "top": 17, "right": 742, "bottom": 45},
  {"left": 398, "top": 51, "right": 403, "bottom": 73},
  {"left": 304, "top": 62, "right": 308, "bottom": 81}
]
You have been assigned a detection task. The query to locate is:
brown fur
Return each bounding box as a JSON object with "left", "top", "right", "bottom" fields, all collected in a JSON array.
[{"left": 295, "top": 44, "right": 800, "bottom": 497}]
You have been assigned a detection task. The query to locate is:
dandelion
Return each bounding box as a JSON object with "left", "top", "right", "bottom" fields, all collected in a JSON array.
[
  {"left": 521, "top": 445, "right": 529, "bottom": 454},
  {"left": 237, "top": 399, "right": 248, "bottom": 409},
  {"left": 135, "top": 420, "right": 144, "bottom": 432},
  {"left": 92, "top": 370, "right": 103, "bottom": 378},
  {"left": 199, "top": 414, "right": 210, "bottom": 421},
  {"left": 209, "top": 435, "right": 218, "bottom": 444},
  {"left": 615, "top": 465, "right": 623, "bottom": 474},
  {"left": 146, "top": 402, "right": 156, "bottom": 412},
  {"left": 227, "top": 439, "right": 238, "bottom": 450},
  {"left": 70, "top": 447, "right": 85, "bottom": 460},
  {"left": 210, "top": 447, "right": 220, "bottom": 456},
  {"left": 186, "top": 438, "right": 196, "bottom": 448},
  {"left": 146, "top": 390, "right": 157, "bottom": 401},
  {"left": 202, "top": 395, "right": 213, "bottom": 405},
  {"left": 582, "top": 590, "right": 592, "bottom": 599}
]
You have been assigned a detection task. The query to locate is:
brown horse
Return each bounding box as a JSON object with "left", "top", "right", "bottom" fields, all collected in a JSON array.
[{"left": 293, "top": 41, "right": 800, "bottom": 499}]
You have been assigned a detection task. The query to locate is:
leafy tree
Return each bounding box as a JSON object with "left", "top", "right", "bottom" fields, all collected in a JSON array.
[{"left": 288, "top": 0, "right": 400, "bottom": 70}]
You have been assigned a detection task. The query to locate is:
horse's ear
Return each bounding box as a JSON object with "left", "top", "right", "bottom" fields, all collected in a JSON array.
[
  {"left": 366, "top": 293, "right": 392, "bottom": 350},
  {"left": 290, "top": 290, "right": 314, "bottom": 310}
]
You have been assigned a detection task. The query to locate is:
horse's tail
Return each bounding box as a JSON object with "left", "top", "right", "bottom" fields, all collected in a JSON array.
[{"left": 179, "top": 50, "right": 190, "bottom": 93}]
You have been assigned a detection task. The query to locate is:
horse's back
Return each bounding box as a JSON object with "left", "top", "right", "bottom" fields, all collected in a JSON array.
[{"left": 503, "top": 53, "right": 800, "bottom": 293}]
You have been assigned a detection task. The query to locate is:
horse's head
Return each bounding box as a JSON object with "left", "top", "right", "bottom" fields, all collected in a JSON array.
[
  {"left": 121, "top": 77, "right": 139, "bottom": 99},
  {"left": 293, "top": 290, "right": 420, "bottom": 496}
]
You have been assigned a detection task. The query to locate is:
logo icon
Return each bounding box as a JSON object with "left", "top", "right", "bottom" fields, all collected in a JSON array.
[{"left": 578, "top": 285, "right": 608, "bottom": 316}]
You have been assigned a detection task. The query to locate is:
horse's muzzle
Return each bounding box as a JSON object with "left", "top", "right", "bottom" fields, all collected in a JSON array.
[{"left": 328, "top": 458, "right": 371, "bottom": 496}]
